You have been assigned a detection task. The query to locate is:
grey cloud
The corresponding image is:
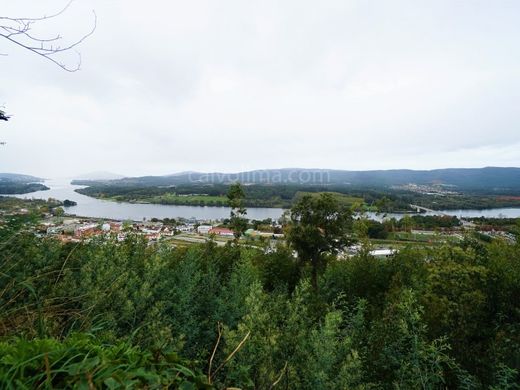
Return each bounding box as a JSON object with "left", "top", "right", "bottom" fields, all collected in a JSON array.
[{"left": 1, "top": 0, "right": 520, "bottom": 177}]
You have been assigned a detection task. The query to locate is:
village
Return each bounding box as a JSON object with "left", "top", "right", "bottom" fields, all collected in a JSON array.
[
  {"left": 1, "top": 196, "right": 517, "bottom": 259},
  {"left": 31, "top": 215, "right": 285, "bottom": 245}
]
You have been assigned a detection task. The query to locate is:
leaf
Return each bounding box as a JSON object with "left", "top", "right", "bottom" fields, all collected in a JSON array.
[{"left": 179, "top": 381, "right": 197, "bottom": 390}]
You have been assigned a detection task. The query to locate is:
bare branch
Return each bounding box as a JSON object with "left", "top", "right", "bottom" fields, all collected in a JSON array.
[
  {"left": 0, "top": 1, "right": 96, "bottom": 72},
  {"left": 0, "top": 1, "right": 74, "bottom": 23},
  {"left": 211, "top": 330, "right": 251, "bottom": 379},
  {"left": 207, "top": 322, "right": 223, "bottom": 384}
]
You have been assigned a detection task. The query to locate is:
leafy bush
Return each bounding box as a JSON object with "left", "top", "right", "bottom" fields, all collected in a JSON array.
[{"left": 0, "top": 334, "right": 211, "bottom": 389}]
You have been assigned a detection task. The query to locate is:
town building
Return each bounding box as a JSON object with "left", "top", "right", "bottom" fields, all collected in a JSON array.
[
  {"left": 209, "top": 227, "right": 234, "bottom": 237},
  {"left": 197, "top": 225, "right": 213, "bottom": 234}
]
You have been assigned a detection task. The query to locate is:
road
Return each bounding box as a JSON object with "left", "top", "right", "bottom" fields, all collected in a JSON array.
[{"left": 409, "top": 204, "right": 450, "bottom": 216}]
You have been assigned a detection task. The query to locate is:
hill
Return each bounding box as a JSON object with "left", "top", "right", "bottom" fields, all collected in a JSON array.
[
  {"left": 0, "top": 173, "right": 44, "bottom": 183},
  {"left": 0, "top": 173, "right": 48, "bottom": 194},
  {"left": 73, "top": 167, "right": 520, "bottom": 193},
  {"left": 74, "top": 171, "right": 126, "bottom": 181}
]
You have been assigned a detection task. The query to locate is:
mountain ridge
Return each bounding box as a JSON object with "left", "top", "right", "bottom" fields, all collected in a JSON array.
[{"left": 72, "top": 167, "right": 520, "bottom": 192}]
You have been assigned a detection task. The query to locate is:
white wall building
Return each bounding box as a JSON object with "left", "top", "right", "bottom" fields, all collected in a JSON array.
[{"left": 197, "top": 225, "right": 213, "bottom": 234}]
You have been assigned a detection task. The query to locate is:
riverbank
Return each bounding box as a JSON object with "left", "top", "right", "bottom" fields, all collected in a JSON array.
[{"left": 6, "top": 179, "right": 520, "bottom": 221}]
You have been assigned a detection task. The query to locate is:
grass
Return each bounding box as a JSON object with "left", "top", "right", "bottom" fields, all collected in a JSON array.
[
  {"left": 149, "top": 193, "right": 228, "bottom": 206},
  {"left": 388, "top": 231, "right": 462, "bottom": 243},
  {"left": 294, "top": 192, "right": 365, "bottom": 208}
]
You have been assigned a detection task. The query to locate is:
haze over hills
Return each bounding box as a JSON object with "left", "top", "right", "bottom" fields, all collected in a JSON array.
[
  {"left": 74, "top": 171, "right": 126, "bottom": 181},
  {"left": 0, "top": 173, "right": 44, "bottom": 183},
  {"left": 73, "top": 167, "right": 520, "bottom": 193}
]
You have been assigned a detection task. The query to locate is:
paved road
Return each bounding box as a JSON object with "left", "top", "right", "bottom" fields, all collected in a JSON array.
[
  {"left": 409, "top": 204, "right": 450, "bottom": 216},
  {"left": 169, "top": 235, "right": 227, "bottom": 246}
]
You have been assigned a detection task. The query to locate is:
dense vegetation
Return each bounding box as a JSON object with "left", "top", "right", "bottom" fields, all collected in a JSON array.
[
  {"left": 395, "top": 192, "right": 520, "bottom": 211},
  {"left": 0, "top": 196, "right": 61, "bottom": 214},
  {"left": 75, "top": 180, "right": 520, "bottom": 212},
  {"left": 75, "top": 183, "right": 371, "bottom": 209},
  {"left": 1, "top": 208, "right": 520, "bottom": 388},
  {"left": 362, "top": 215, "right": 463, "bottom": 240},
  {"left": 468, "top": 217, "right": 520, "bottom": 234},
  {"left": 0, "top": 182, "right": 49, "bottom": 194},
  {"left": 0, "top": 174, "right": 48, "bottom": 194}
]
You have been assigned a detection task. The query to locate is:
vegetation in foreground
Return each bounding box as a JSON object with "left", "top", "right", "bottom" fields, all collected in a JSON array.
[{"left": 1, "top": 191, "right": 520, "bottom": 388}]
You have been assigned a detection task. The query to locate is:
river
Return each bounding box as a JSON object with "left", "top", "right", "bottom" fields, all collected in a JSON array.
[
  {"left": 7, "top": 179, "right": 520, "bottom": 221},
  {"left": 8, "top": 179, "right": 285, "bottom": 221}
]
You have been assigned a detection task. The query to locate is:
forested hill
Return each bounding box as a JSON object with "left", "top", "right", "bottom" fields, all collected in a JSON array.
[
  {"left": 0, "top": 173, "right": 48, "bottom": 194},
  {"left": 0, "top": 173, "right": 43, "bottom": 183},
  {"left": 73, "top": 167, "right": 520, "bottom": 192}
]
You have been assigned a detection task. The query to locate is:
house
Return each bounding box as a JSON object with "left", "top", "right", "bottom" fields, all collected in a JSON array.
[
  {"left": 245, "top": 229, "right": 282, "bottom": 239},
  {"left": 197, "top": 225, "right": 213, "bottom": 234},
  {"left": 109, "top": 222, "right": 122, "bottom": 232},
  {"left": 209, "top": 227, "right": 234, "bottom": 237},
  {"left": 178, "top": 224, "right": 195, "bottom": 233},
  {"left": 46, "top": 225, "right": 63, "bottom": 235},
  {"left": 74, "top": 223, "right": 99, "bottom": 238},
  {"left": 142, "top": 226, "right": 162, "bottom": 234},
  {"left": 369, "top": 249, "right": 397, "bottom": 258}
]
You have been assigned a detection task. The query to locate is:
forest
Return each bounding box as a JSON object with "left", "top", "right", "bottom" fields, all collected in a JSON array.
[
  {"left": 1, "top": 207, "right": 520, "bottom": 388},
  {"left": 0, "top": 174, "right": 48, "bottom": 195},
  {"left": 75, "top": 181, "right": 520, "bottom": 212},
  {"left": 0, "top": 182, "right": 49, "bottom": 195}
]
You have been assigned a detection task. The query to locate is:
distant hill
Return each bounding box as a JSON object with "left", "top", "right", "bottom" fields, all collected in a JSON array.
[
  {"left": 75, "top": 171, "right": 125, "bottom": 181},
  {"left": 72, "top": 167, "right": 520, "bottom": 193},
  {"left": 0, "top": 173, "right": 44, "bottom": 183},
  {"left": 0, "top": 173, "right": 48, "bottom": 194}
]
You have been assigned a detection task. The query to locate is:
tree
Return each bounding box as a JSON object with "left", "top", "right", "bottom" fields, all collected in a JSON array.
[
  {"left": 53, "top": 206, "right": 64, "bottom": 217},
  {"left": 227, "top": 183, "right": 248, "bottom": 241},
  {"left": 287, "top": 193, "right": 353, "bottom": 291}
]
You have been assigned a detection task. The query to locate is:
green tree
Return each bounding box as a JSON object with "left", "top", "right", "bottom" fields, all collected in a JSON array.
[
  {"left": 227, "top": 183, "right": 248, "bottom": 241},
  {"left": 53, "top": 206, "right": 65, "bottom": 219},
  {"left": 287, "top": 193, "right": 353, "bottom": 291}
]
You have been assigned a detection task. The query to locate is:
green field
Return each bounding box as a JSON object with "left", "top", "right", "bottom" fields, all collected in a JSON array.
[
  {"left": 294, "top": 191, "right": 365, "bottom": 208},
  {"left": 148, "top": 193, "right": 228, "bottom": 206}
]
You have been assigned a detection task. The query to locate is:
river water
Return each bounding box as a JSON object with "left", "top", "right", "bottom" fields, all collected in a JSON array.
[
  {"left": 8, "top": 180, "right": 284, "bottom": 221},
  {"left": 7, "top": 179, "right": 520, "bottom": 221}
]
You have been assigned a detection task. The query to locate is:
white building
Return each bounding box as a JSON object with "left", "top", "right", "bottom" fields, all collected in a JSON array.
[
  {"left": 197, "top": 225, "right": 213, "bottom": 234},
  {"left": 369, "top": 249, "right": 397, "bottom": 258},
  {"left": 177, "top": 224, "right": 195, "bottom": 233}
]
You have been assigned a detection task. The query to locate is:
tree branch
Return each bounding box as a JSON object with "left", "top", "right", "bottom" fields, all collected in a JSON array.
[{"left": 0, "top": 1, "right": 96, "bottom": 72}]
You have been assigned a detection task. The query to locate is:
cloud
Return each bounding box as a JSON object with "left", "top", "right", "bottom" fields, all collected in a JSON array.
[{"left": 1, "top": 0, "right": 519, "bottom": 177}]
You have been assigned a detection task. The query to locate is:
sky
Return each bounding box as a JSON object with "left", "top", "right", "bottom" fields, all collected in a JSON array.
[{"left": 1, "top": 0, "right": 520, "bottom": 178}]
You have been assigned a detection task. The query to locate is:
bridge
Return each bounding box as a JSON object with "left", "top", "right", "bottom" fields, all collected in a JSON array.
[{"left": 409, "top": 204, "right": 450, "bottom": 216}]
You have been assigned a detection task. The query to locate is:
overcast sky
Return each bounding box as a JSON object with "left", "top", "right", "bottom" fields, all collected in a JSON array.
[{"left": 1, "top": 0, "right": 520, "bottom": 178}]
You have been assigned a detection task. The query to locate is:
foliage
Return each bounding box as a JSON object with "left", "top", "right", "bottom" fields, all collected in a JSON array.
[
  {"left": 227, "top": 183, "right": 248, "bottom": 240},
  {"left": 1, "top": 213, "right": 520, "bottom": 388},
  {"left": 0, "top": 182, "right": 49, "bottom": 194},
  {"left": 0, "top": 334, "right": 212, "bottom": 389},
  {"left": 287, "top": 193, "right": 353, "bottom": 289}
]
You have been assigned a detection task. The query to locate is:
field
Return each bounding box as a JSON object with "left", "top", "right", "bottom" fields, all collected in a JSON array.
[
  {"left": 148, "top": 193, "right": 229, "bottom": 206},
  {"left": 294, "top": 191, "right": 365, "bottom": 208}
]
